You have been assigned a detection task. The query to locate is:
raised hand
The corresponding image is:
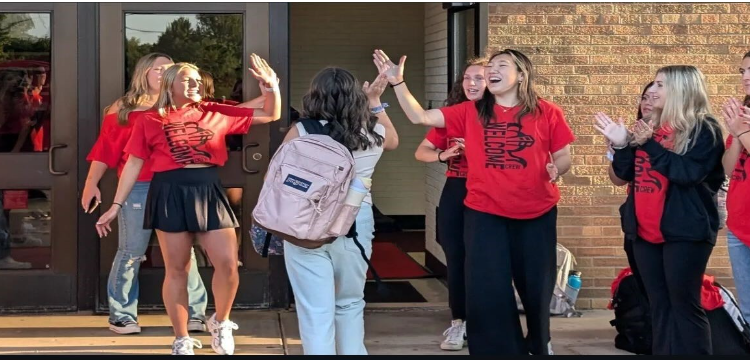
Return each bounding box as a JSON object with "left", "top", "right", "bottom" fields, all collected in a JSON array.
[
  {"left": 249, "top": 53, "right": 278, "bottom": 87},
  {"left": 372, "top": 49, "right": 406, "bottom": 85},
  {"left": 632, "top": 119, "right": 654, "bottom": 146},
  {"left": 723, "top": 98, "right": 750, "bottom": 137},
  {"left": 593, "top": 112, "right": 629, "bottom": 147},
  {"left": 363, "top": 73, "right": 389, "bottom": 102}
]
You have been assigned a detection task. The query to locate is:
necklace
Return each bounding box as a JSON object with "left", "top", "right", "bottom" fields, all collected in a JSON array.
[{"left": 497, "top": 102, "right": 519, "bottom": 113}]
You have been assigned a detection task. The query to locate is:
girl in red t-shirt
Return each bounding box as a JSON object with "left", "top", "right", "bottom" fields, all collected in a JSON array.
[
  {"left": 95, "top": 56, "right": 281, "bottom": 355},
  {"left": 720, "top": 50, "right": 750, "bottom": 324},
  {"left": 374, "top": 48, "right": 574, "bottom": 355},
  {"left": 605, "top": 82, "right": 654, "bottom": 299},
  {"left": 83, "top": 53, "right": 209, "bottom": 337},
  {"left": 413, "top": 58, "right": 485, "bottom": 351},
  {"left": 598, "top": 66, "right": 724, "bottom": 355}
]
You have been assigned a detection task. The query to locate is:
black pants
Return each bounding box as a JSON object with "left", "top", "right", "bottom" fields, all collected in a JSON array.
[
  {"left": 632, "top": 238, "right": 713, "bottom": 355},
  {"left": 437, "top": 177, "right": 467, "bottom": 320},
  {"left": 464, "top": 207, "right": 558, "bottom": 355},
  {"left": 623, "top": 239, "right": 647, "bottom": 296}
]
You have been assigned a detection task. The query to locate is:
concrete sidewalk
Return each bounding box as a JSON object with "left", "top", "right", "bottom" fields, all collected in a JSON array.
[{"left": 0, "top": 308, "right": 630, "bottom": 355}]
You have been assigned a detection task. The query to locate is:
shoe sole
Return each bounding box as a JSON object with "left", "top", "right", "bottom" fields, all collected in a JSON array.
[
  {"left": 440, "top": 344, "right": 465, "bottom": 351},
  {"left": 188, "top": 323, "right": 207, "bottom": 333},
  {"left": 109, "top": 324, "right": 141, "bottom": 335}
]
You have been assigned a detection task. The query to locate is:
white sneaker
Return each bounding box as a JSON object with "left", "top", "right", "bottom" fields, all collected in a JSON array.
[
  {"left": 440, "top": 319, "right": 467, "bottom": 351},
  {"left": 172, "top": 337, "right": 202, "bottom": 355},
  {"left": 108, "top": 320, "right": 141, "bottom": 335},
  {"left": 187, "top": 318, "right": 207, "bottom": 333},
  {"left": 207, "top": 313, "right": 238, "bottom": 355}
]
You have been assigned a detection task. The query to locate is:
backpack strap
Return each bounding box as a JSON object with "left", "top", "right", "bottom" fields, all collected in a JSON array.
[{"left": 298, "top": 118, "right": 329, "bottom": 136}]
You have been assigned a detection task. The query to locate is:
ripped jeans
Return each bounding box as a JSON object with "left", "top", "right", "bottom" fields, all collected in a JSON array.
[{"left": 107, "top": 181, "right": 208, "bottom": 324}]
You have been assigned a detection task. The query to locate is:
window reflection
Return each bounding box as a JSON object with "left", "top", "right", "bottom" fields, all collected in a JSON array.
[
  {"left": 124, "top": 13, "right": 244, "bottom": 151},
  {"left": 0, "top": 13, "right": 51, "bottom": 153},
  {"left": 0, "top": 189, "right": 52, "bottom": 270}
]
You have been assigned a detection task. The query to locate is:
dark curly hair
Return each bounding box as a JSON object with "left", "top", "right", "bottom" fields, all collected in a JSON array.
[
  {"left": 301, "top": 67, "right": 384, "bottom": 151},
  {"left": 444, "top": 57, "right": 486, "bottom": 107}
]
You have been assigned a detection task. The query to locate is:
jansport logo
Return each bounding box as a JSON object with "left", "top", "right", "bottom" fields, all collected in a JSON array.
[{"left": 284, "top": 174, "right": 312, "bottom": 192}]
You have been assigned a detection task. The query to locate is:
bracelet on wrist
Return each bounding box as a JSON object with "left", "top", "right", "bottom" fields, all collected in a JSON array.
[
  {"left": 738, "top": 130, "right": 750, "bottom": 139},
  {"left": 369, "top": 103, "right": 389, "bottom": 114},
  {"left": 113, "top": 202, "right": 123, "bottom": 209},
  {"left": 437, "top": 150, "right": 447, "bottom": 164},
  {"left": 389, "top": 80, "right": 405, "bottom": 88}
]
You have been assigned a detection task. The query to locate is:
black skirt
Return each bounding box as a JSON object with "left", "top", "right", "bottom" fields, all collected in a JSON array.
[{"left": 144, "top": 167, "right": 239, "bottom": 232}]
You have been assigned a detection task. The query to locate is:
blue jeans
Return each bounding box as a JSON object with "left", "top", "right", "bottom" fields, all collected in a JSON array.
[
  {"left": 107, "top": 181, "right": 208, "bottom": 324},
  {"left": 727, "top": 230, "right": 750, "bottom": 321},
  {"left": 283, "top": 203, "right": 375, "bottom": 355}
]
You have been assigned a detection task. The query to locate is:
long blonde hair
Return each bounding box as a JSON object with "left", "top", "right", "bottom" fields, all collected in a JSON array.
[
  {"left": 152, "top": 62, "right": 201, "bottom": 118},
  {"left": 105, "top": 52, "right": 173, "bottom": 125},
  {"left": 651, "top": 65, "right": 720, "bottom": 155}
]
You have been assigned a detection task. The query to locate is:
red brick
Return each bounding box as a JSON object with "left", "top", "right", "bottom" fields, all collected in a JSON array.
[
  {"left": 700, "top": 14, "right": 720, "bottom": 24},
  {"left": 651, "top": 45, "right": 689, "bottom": 54}
]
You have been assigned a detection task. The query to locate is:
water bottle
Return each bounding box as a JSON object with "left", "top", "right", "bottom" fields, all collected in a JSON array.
[{"left": 565, "top": 270, "right": 582, "bottom": 307}]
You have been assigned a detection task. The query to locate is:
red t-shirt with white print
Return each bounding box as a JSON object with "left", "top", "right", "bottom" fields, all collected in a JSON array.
[
  {"left": 124, "top": 102, "right": 254, "bottom": 172},
  {"left": 440, "top": 99, "right": 575, "bottom": 219},
  {"left": 425, "top": 127, "right": 468, "bottom": 178},
  {"left": 634, "top": 127, "right": 674, "bottom": 244},
  {"left": 725, "top": 135, "right": 750, "bottom": 248}
]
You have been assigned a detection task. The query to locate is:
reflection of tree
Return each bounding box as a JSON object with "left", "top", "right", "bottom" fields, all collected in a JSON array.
[
  {"left": 0, "top": 14, "right": 50, "bottom": 62},
  {"left": 125, "top": 15, "right": 242, "bottom": 99}
]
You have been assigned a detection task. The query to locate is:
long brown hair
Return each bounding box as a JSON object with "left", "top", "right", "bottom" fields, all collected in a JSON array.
[
  {"left": 106, "top": 52, "right": 173, "bottom": 125},
  {"left": 476, "top": 49, "right": 541, "bottom": 126},
  {"left": 152, "top": 62, "right": 201, "bottom": 118},
  {"left": 301, "top": 67, "right": 383, "bottom": 151},
  {"left": 444, "top": 57, "right": 486, "bottom": 106}
]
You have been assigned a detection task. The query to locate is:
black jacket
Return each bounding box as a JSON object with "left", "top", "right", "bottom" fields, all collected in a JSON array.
[{"left": 612, "top": 119, "right": 725, "bottom": 245}]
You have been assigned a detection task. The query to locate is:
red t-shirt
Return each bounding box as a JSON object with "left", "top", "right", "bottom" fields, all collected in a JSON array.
[
  {"left": 87, "top": 111, "right": 154, "bottom": 182},
  {"left": 725, "top": 135, "right": 750, "bottom": 247},
  {"left": 440, "top": 99, "right": 575, "bottom": 219},
  {"left": 124, "top": 102, "right": 254, "bottom": 172},
  {"left": 634, "top": 127, "right": 674, "bottom": 244},
  {"left": 425, "top": 127, "right": 468, "bottom": 178}
]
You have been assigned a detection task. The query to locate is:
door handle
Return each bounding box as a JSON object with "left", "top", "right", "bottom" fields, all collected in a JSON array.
[
  {"left": 241, "top": 142, "right": 260, "bottom": 174},
  {"left": 48, "top": 144, "right": 68, "bottom": 176}
]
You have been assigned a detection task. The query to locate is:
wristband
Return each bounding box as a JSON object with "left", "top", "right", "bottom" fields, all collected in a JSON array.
[
  {"left": 370, "top": 103, "right": 389, "bottom": 114},
  {"left": 437, "top": 150, "right": 447, "bottom": 164},
  {"left": 611, "top": 142, "right": 628, "bottom": 150},
  {"left": 113, "top": 202, "right": 123, "bottom": 209},
  {"left": 389, "top": 80, "right": 405, "bottom": 88}
]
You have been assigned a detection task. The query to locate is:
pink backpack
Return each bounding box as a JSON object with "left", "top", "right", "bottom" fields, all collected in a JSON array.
[{"left": 252, "top": 120, "right": 360, "bottom": 249}]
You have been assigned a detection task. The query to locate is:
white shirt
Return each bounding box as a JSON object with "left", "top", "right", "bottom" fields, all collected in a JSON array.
[{"left": 295, "top": 120, "right": 385, "bottom": 204}]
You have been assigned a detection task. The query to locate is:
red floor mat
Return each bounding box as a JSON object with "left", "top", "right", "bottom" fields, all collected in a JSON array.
[{"left": 367, "top": 241, "right": 431, "bottom": 280}]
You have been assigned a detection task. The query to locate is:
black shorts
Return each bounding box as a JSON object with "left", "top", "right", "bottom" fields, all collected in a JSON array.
[{"left": 144, "top": 167, "right": 239, "bottom": 232}]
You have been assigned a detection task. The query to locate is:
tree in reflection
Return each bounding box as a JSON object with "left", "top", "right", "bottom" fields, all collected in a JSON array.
[{"left": 126, "top": 15, "right": 242, "bottom": 99}]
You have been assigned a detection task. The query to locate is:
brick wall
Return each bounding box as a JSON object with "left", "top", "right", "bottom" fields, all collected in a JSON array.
[
  {"left": 290, "top": 3, "right": 426, "bottom": 216},
  {"left": 488, "top": 2, "right": 748, "bottom": 309},
  {"left": 424, "top": 3, "right": 449, "bottom": 264}
]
